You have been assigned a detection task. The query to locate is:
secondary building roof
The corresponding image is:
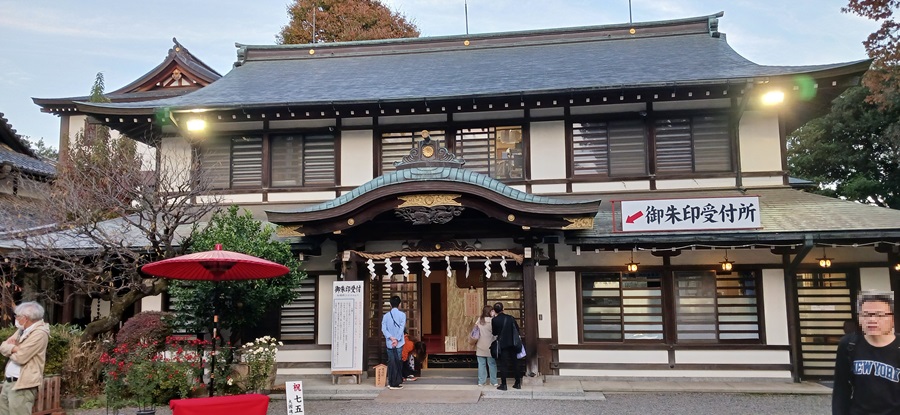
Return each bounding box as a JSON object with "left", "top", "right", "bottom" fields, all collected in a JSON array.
[{"left": 0, "top": 112, "right": 56, "bottom": 178}]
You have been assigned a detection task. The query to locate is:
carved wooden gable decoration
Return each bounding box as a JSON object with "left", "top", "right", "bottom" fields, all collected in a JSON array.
[{"left": 266, "top": 131, "right": 600, "bottom": 236}]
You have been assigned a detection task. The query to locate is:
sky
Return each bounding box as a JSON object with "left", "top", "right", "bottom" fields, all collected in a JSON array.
[{"left": 0, "top": 0, "right": 879, "bottom": 150}]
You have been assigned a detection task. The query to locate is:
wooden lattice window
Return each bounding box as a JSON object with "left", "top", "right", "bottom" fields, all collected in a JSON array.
[
  {"left": 572, "top": 120, "right": 647, "bottom": 177},
  {"left": 271, "top": 133, "right": 335, "bottom": 187},
  {"left": 674, "top": 270, "right": 761, "bottom": 342},
  {"left": 581, "top": 271, "right": 664, "bottom": 342},
  {"left": 654, "top": 114, "right": 731, "bottom": 174},
  {"left": 454, "top": 126, "right": 524, "bottom": 180}
]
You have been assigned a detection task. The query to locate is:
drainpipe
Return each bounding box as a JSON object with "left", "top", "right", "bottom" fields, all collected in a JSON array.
[{"left": 783, "top": 234, "right": 814, "bottom": 383}]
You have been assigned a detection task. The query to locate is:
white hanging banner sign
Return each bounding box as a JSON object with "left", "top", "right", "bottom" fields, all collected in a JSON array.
[
  {"left": 618, "top": 196, "right": 761, "bottom": 232},
  {"left": 331, "top": 281, "right": 364, "bottom": 374}
]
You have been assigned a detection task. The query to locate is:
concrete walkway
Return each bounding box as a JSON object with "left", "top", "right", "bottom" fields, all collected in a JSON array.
[{"left": 272, "top": 374, "right": 832, "bottom": 402}]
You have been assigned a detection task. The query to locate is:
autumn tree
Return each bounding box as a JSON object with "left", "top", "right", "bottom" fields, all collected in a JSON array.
[
  {"left": 843, "top": 0, "right": 899, "bottom": 108},
  {"left": 8, "top": 73, "right": 221, "bottom": 340},
  {"left": 277, "top": 0, "right": 420, "bottom": 44},
  {"left": 787, "top": 86, "right": 900, "bottom": 208}
]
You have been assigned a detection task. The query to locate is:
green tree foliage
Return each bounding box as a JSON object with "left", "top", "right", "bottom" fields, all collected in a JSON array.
[
  {"left": 787, "top": 86, "right": 900, "bottom": 208},
  {"left": 168, "top": 206, "right": 304, "bottom": 344},
  {"left": 277, "top": 0, "right": 419, "bottom": 44},
  {"left": 22, "top": 136, "right": 58, "bottom": 160},
  {"left": 843, "top": 0, "right": 899, "bottom": 109}
]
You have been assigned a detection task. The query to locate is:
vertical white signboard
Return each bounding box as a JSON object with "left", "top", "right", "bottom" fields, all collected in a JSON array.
[
  {"left": 331, "top": 281, "right": 364, "bottom": 375},
  {"left": 285, "top": 381, "right": 305, "bottom": 415}
]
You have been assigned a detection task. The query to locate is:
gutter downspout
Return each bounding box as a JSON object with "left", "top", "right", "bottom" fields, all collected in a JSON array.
[{"left": 783, "top": 234, "right": 814, "bottom": 383}]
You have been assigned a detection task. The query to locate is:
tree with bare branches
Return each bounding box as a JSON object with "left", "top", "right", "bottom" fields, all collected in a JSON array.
[{"left": 3, "top": 73, "right": 221, "bottom": 340}]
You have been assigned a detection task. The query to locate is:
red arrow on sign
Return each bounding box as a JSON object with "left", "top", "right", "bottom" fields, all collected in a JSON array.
[{"left": 625, "top": 211, "right": 644, "bottom": 224}]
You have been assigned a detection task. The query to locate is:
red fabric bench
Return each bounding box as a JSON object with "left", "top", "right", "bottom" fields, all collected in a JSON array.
[{"left": 170, "top": 394, "right": 269, "bottom": 415}]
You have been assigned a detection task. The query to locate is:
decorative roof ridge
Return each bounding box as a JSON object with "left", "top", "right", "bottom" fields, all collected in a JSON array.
[
  {"left": 0, "top": 111, "right": 38, "bottom": 158},
  {"left": 236, "top": 12, "right": 723, "bottom": 64},
  {"left": 111, "top": 37, "right": 222, "bottom": 94}
]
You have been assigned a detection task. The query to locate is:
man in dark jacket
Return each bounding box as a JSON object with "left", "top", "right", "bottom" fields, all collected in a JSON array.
[
  {"left": 832, "top": 291, "right": 899, "bottom": 415},
  {"left": 491, "top": 302, "right": 522, "bottom": 390}
]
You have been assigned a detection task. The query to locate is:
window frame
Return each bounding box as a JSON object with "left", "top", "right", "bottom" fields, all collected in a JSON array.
[{"left": 652, "top": 110, "right": 734, "bottom": 175}]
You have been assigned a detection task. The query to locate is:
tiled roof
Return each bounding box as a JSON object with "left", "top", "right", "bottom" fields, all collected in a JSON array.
[
  {"left": 77, "top": 13, "right": 868, "bottom": 113},
  {"left": 569, "top": 187, "right": 900, "bottom": 244},
  {"left": 0, "top": 112, "right": 56, "bottom": 178},
  {"left": 268, "top": 166, "right": 599, "bottom": 216}
]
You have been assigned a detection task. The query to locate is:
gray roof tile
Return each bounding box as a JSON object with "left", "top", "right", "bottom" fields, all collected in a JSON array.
[{"left": 79, "top": 14, "right": 866, "bottom": 113}]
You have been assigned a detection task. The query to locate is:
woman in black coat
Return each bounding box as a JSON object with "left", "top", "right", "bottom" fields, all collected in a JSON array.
[{"left": 491, "top": 302, "right": 522, "bottom": 390}]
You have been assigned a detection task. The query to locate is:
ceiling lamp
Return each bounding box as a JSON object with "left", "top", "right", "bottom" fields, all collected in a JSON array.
[
  {"left": 626, "top": 251, "right": 639, "bottom": 273},
  {"left": 894, "top": 263, "right": 900, "bottom": 272},
  {"left": 817, "top": 248, "right": 833, "bottom": 268},
  {"left": 720, "top": 251, "right": 734, "bottom": 272}
]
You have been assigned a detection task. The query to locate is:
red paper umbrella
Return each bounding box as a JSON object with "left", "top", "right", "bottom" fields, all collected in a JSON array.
[{"left": 141, "top": 244, "right": 289, "bottom": 281}]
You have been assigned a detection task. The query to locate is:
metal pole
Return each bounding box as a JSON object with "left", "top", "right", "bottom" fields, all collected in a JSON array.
[
  {"left": 465, "top": 0, "right": 469, "bottom": 35},
  {"left": 628, "top": 0, "right": 633, "bottom": 24}
]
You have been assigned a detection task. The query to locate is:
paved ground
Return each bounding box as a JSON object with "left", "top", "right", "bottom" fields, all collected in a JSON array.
[{"left": 71, "top": 393, "right": 832, "bottom": 415}]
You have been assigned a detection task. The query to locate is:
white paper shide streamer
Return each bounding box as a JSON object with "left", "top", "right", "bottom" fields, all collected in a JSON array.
[
  {"left": 484, "top": 257, "right": 492, "bottom": 279},
  {"left": 463, "top": 256, "right": 470, "bottom": 279},
  {"left": 422, "top": 256, "right": 430, "bottom": 278},
  {"left": 500, "top": 256, "right": 508, "bottom": 278},
  {"left": 384, "top": 258, "right": 393, "bottom": 278},
  {"left": 400, "top": 256, "right": 409, "bottom": 280},
  {"left": 367, "top": 258, "right": 376, "bottom": 280}
]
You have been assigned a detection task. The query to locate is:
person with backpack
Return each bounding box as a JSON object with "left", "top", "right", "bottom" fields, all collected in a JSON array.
[
  {"left": 832, "top": 291, "right": 899, "bottom": 415},
  {"left": 491, "top": 302, "right": 522, "bottom": 390}
]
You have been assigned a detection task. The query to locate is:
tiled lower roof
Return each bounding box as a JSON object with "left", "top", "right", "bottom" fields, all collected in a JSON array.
[{"left": 569, "top": 187, "right": 900, "bottom": 243}]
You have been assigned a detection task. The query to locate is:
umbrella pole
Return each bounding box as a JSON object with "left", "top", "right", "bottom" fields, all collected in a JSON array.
[{"left": 209, "top": 284, "right": 219, "bottom": 397}]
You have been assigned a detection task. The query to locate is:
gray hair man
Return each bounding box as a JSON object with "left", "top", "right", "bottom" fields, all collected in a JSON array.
[{"left": 0, "top": 302, "right": 51, "bottom": 415}]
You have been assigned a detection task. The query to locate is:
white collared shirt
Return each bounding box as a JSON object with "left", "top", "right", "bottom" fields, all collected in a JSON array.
[{"left": 4, "top": 324, "right": 37, "bottom": 379}]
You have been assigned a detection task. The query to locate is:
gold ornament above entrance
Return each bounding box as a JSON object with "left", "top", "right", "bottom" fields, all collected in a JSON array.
[
  {"left": 276, "top": 225, "right": 305, "bottom": 237},
  {"left": 563, "top": 216, "right": 595, "bottom": 230},
  {"left": 397, "top": 194, "right": 462, "bottom": 208}
]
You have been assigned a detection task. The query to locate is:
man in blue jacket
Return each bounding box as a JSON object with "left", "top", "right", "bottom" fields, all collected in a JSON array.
[{"left": 381, "top": 296, "right": 406, "bottom": 390}]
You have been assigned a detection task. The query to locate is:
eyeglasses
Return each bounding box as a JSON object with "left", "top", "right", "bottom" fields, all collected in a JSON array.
[{"left": 861, "top": 312, "right": 894, "bottom": 319}]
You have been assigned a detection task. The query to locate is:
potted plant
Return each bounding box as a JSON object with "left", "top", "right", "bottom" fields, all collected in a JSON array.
[{"left": 240, "top": 336, "right": 282, "bottom": 393}]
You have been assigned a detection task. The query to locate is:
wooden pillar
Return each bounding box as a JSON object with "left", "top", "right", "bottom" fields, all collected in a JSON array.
[
  {"left": 523, "top": 258, "right": 539, "bottom": 376},
  {"left": 783, "top": 253, "right": 802, "bottom": 383}
]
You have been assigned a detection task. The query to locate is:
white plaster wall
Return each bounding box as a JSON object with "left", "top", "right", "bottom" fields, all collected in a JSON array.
[
  {"left": 276, "top": 348, "right": 332, "bottom": 375},
  {"left": 570, "top": 103, "right": 645, "bottom": 115},
  {"left": 141, "top": 295, "right": 163, "bottom": 312},
  {"left": 318, "top": 275, "right": 338, "bottom": 345},
  {"left": 198, "top": 193, "right": 263, "bottom": 204},
  {"left": 556, "top": 271, "right": 579, "bottom": 345},
  {"left": 67, "top": 115, "right": 86, "bottom": 145},
  {"left": 207, "top": 121, "right": 264, "bottom": 132},
  {"left": 453, "top": 110, "right": 523, "bottom": 122},
  {"left": 530, "top": 108, "right": 564, "bottom": 118},
  {"left": 536, "top": 267, "right": 551, "bottom": 338},
  {"left": 160, "top": 136, "right": 192, "bottom": 191},
  {"left": 267, "top": 191, "right": 335, "bottom": 203},
  {"left": 675, "top": 349, "right": 790, "bottom": 364},
  {"left": 860, "top": 268, "right": 892, "bottom": 292},
  {"left": 654, "top": 98, "right": 730, "bottom": 111},
  {"left": 340, "top": 129, "right": 374, "bottom": 187},
  {"left": 739, "top": 111, "right": 782, "bottom": 173},
  {"left": 378, "top": 114, "right": 447, "bottom": 125},
  {"left": 572, "top": 181, "right": 651, "bottom": 192},
  {"left": 342, "top": 117, "right": 374, "bottom": 127},
  {"left": 763, "top": 269, "right": 790, "bottom": 345},
  {"left": 558, "top": 349, "right": 668, "bottom": 364},
  {"left": 655, "top": 178, "right": 736, "bottom": 190},
  {"left": 269, "top": 119, "right": 336, "bottom": 130},
  {"left": 559, "top": 369, "right": 791, "bottom": 378},
  {"left": 529, "top": 121, "right": 565, "bottom": 180},
  {"left": 741, "top": 176, "right": 784, "bottom": 187},
  {"left": 531, "top": 184, "right": 567, "bottom": 194}
]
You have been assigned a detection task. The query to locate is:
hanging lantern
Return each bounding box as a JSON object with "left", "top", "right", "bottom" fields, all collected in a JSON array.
[
  {"left": 720, "top": 251, "right": 734, "bottom": 272},
  {"left": 816, "top": 248, "right": 833, "bottom": 268},
  {"left": 625, "top": 250, "right": 639, "bottom": 273}
]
